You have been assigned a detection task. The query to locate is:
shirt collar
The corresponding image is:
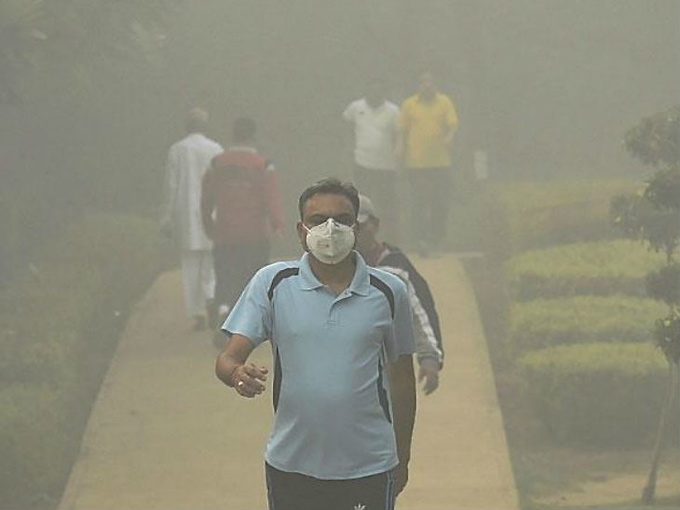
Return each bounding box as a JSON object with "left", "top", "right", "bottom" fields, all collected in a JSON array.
[
  {"left": 298, "top": 251, "right": 371, "bottom": 296},
  {"left": 349, "top": 253, "right": 371, "bottom": 296},
  {"left": 298, "top": 252, "right": 324, "bottom": 290}
]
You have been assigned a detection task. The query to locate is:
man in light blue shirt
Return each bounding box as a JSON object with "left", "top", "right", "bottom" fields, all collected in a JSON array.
[{"left": 216, "top": 178, "right": 416, "bottom": 510}]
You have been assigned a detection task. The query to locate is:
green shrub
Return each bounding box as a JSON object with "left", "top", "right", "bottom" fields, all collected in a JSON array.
[
  {"left": 507, "top": 295, "right": 667, "bottom": 357},
  {"left": 0, "top": 213, "right": 170, "bottom": 510},
  {"left": 646, "top": 262, "right": 680, "bottom": 305},
  {"left": 0, "top": 385, "right": 74, "bottom": 509},
  {"left": 480, "top": 179, "right": 639, "bottom": 261},
  {"left": 506, "top": 240, "right": 666, "bottom": 300},
  {"left": 518, "top": 343, "right": 675, "bottom": 448}
]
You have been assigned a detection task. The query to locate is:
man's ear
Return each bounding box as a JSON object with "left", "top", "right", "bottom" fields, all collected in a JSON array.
[
  {"left": 296, "top": 221, "right": 309, "bottom": 251},
  {"left": 364, "top": 218, "right": 380, "bottom": 237}
]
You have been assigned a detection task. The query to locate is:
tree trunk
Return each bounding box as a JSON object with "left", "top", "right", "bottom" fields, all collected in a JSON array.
[{"left": 642, "top": 361, "right": 679, "bottom": 504}]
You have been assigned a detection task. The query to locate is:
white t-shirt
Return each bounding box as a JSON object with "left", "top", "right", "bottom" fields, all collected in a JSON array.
[{"left": 343, "top": 98, "right": 399, "bottom": 171}]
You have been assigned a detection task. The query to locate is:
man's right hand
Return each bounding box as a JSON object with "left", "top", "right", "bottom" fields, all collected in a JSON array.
[{"left": 231, "top": 362, "right": 268, "bottom": 398}]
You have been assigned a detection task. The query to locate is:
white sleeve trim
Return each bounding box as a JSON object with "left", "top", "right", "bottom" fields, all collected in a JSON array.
[{"left": 380, "top": 266, "right": 442, "bottom": 362}]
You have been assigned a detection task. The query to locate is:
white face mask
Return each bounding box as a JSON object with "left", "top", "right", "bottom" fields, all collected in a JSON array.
[{"left": 304, "top": 218, "right": 355, "bottom": 265}]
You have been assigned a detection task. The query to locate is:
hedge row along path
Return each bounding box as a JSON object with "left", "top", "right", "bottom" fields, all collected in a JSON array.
[{"left": 58, "top": 254, "right": 519, "bottom": 510}]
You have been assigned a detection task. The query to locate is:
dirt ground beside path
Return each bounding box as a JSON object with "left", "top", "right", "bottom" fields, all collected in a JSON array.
[{"left": 59, "top": 254, "right": 518, "bottom": 510}]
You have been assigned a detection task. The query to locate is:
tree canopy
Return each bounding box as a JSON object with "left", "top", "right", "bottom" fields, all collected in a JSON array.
[{"left": 0, "top": 0, "right": 173, "bottom": 104}]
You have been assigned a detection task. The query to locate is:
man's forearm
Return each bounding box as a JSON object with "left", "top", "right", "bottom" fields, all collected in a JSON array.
[
  {"left": 390, "top": 356, "right": 416, "bottom": 465},
  {"left": 215, "top": 351, "right": 240, "bottom": 387},
  {"left": 216, "top": 334, "right": 259, "bottom": 389}
]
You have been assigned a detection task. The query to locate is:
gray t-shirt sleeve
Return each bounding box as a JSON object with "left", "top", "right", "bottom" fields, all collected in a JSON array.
[{"left": 222, "top": 268, "right": 272, "bottom": 346}]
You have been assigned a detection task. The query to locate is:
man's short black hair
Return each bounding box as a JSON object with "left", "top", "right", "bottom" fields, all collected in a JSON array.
[
  {"left": 233, "top": 117, "right": 257, "bottom": 143},
  {"left": 298, "top": 178, "right": 360, "bottom": 220}
]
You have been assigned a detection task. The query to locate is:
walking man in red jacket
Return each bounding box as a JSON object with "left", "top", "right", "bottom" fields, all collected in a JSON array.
[{"left": 201, "top": 117, "right": 284, "bottom": 345}]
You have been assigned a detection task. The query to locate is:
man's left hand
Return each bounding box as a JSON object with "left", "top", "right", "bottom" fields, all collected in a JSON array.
[
  {"left": 418, "top": 358, "right": 440, "bottom": 395},
  {"left": 394, "top": 462, "right": 409, "bottom": 496}
]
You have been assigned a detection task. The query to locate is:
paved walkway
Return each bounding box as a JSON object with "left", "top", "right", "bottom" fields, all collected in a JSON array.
[{"left": 59, "top": 254, "right": 519, "bottom": 510}]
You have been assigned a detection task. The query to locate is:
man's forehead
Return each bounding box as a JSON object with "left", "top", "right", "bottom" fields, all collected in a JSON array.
[{"left": 303, "top": 193, "right": 355, "bottom": 216}]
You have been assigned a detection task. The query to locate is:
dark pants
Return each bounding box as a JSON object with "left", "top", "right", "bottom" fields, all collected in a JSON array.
[
  {"left": 212, "top": 241, "right": 269, "bottom": 313},
  {"left": 407, "top": 167, "right": 452, "bottom": 250},
  {"left": 265, "top": 463, "right": 395, "bottom": 510},
  {"left": 354, "top": 165, "right": 399, "bottom": 243}
]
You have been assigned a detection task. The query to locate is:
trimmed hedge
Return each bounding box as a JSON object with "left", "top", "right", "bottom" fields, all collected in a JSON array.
[
  {"left": 505, "top": 240, "right": 666, "bottom": 301},
  {"left": 518, "top": 343, "right": 676, "bottom": 448},
  {"left": 480, "top": 179, "right": 639, "bottom": 261},
  {"left": 506, "top": 295, "right": 667, "bottom": 357},
  {"left": 0, "top": 213, "right": 171, "bottom": 510}
]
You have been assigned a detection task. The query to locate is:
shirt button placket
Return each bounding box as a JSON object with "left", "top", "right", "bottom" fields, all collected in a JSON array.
[
  {"left": 328, "top": 291, "right": 350, "bottom": 326},
  {"left": 326, "top": 300, "right": 337, "bottom": 327}
]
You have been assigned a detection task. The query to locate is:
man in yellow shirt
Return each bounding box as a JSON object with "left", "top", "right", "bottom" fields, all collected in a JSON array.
[{"left": 397, "top": 71, "right": 458, "bottom": 256}]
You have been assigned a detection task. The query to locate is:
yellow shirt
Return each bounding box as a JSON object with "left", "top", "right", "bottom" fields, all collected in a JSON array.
[{"left": 400, "top": 92, "right": 458, "bottom": 168}]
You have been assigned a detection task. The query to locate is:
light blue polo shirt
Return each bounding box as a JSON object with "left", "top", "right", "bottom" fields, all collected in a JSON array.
[{"left": 223, "top": 252, "right": 415, "bottom": 480}]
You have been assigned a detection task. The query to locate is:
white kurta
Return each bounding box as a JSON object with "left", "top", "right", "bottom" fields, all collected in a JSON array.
[
  {"left": 180, "top": 250, "right": 215, "bottom": 317},
  {"left": 161, "top": 133, "right": 223, "bottom": 317},
  {"left": 160, "top": 133, "right": 223, "bottom": 251}
]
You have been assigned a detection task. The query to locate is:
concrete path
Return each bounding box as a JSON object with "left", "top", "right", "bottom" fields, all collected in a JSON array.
[{"left": 59, "top": 254, "right": 519, "bottom": 510}]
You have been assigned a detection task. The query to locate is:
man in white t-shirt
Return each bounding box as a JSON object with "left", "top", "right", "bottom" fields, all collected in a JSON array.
[{"left": 343, "top": 81, "right": 400, "bottom": 241}]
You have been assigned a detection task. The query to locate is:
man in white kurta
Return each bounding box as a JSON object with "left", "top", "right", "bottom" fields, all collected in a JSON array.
[{"left": 161, "top": 108, "right": 223, "bottom": 330}]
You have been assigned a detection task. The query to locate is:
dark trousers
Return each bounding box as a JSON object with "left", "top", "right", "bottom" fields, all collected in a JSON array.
[
  {"left": 407, "top": 167, "right": 452, "bottom": 249},
  {"left": 265, "top": 463, "right": 395, "bottom": 510},
  {"left": 212, "top": 241, "right": 269, "bottom": 312},
  {"left": 353, "top": 165, "right": 399, "bottom": 243}
]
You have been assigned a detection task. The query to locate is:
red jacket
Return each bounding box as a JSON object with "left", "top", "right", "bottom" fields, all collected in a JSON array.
[{"left": 201, "top": 147, "right": 284, "bottom": 245}]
